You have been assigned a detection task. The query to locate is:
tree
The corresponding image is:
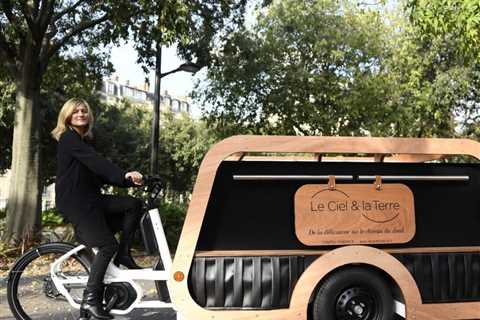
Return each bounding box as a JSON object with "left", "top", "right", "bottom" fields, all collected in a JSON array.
[
  {"left": 93, "top": 100, "right": 151, "bottom": 176},
  {"left": 406, "top": 0, "right": 480, "bottom": 63},
  {"left": 130, "top": 0, "right": 248, "bottom": 175},
  {"left": 0, "top": 1, "right": 139, "bottom": 242},
  {"left": 386, "top": 1, "right": 480, "bottom": 137},
  {"left": 0, "top": 79, "right": 15, "bottom": 174},
  {"left": 197, "top": 0, "right": 480, "bottom": 139},
  {"left": 158, "top": 111, "right": 216, "bottom": 198},
  {"left": 197, "top": 0, "right": 396, "bottom": 137},
  {"left": 132, "top": 0, "right": 248, "bottom": 71},
  {"left": 402, "top": 0, "right": 480, "bottom": 139}
]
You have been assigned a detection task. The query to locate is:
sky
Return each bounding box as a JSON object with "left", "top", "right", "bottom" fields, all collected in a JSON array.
[
  {"left": 109, "top": 0, "right": 258, "bottom": 100},
  {"left": 110, "top": 42, "right": 203, "bottom": 98}
]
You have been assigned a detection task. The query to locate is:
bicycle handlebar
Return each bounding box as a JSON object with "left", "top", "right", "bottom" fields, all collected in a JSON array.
[
  {"left": 141, "top": 175, "right": 163, "bottom": 209},
  {"left": 142, "top": 175, "right": 162, "bottom": 187}
]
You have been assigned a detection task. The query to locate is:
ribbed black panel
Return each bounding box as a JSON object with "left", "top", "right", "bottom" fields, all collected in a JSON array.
[
  {"left": 394, "top": 253, "right": 480, "bottom": 302},
  {"left": 189, "top": 256, "right": 315, "bottom": 309},
  {"left": 189, "top": 253, "right": 480, "bottom": 309}
]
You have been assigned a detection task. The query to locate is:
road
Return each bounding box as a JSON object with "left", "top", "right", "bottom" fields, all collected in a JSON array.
[{"left": 0, "top": 276, "right": 178, "bottom": 320}]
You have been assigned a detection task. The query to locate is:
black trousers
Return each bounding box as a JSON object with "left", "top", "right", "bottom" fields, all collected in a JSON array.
[{"left": 73, "top": 195, "right": 143, "bottom": 291}]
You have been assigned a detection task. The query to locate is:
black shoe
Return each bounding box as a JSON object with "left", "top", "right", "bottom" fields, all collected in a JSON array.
[
  {"left": 78, "top": 289, "right": 113, "bottom": 320},
  {"left": 113, "top": 254, "right": 142, "bottom": 269}
]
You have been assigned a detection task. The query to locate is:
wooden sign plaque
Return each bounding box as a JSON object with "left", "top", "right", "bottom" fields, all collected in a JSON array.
[{"left": 294, "top": 183, "right": 415, "bottom": 245}]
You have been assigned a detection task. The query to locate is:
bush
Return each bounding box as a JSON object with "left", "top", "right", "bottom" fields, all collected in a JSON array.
[
  {"left": 158, "top": 201, "right": 187, "bottom": 253},
  {"left": 41, "top": 207, "right": 64, "bottom": 226}
]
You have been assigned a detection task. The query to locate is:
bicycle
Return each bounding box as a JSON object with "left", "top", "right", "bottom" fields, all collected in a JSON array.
[{"left": 6, "top": 176, "right": 181, "bottom": 320}]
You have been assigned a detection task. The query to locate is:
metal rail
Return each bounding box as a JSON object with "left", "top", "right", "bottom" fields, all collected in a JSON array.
[
  {"left": 233, "top": 175, "right": 470, "bottom": 182},
  {"left": 358, "top": 175, "right": 470, "bottom": 182},
  {"left": 233, "top": 175, "right": 353, "bottom": 181}
]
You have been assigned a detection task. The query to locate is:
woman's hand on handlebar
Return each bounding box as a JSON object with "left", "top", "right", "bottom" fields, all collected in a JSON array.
[{"left": 125, "top": 171, "right": 143, "bottom": 186}]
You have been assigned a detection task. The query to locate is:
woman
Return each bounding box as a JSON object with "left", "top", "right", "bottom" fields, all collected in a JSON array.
[{"left": 52, "top": 98, "right": 144, "bottom": 320}]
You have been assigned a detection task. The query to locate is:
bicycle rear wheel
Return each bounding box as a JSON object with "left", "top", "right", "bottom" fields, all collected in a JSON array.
[{"left": 7, "top": 242, "right": 92, "bottom": 320}]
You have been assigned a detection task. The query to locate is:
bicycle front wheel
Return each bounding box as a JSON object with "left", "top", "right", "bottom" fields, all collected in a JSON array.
[{"left": 7, "top": 242, "right": 92, "bottom": 320}]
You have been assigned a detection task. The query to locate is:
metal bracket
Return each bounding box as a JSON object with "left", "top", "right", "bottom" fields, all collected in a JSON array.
[
  {"left": 374, "top": 175, "right": 382, "bottom": 191},
  {"left": 328, "top": 175, "right": 336, "bottom": 190}
]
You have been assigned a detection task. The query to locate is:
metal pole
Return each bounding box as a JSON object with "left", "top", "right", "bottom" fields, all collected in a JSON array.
[{"left": 150, "top": 42, "right": 162, "bottom": 175}]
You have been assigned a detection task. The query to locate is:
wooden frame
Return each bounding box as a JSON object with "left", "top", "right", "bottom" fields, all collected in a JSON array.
[{"left": 167, "top": 136, "right": 480, "bottom": 320}]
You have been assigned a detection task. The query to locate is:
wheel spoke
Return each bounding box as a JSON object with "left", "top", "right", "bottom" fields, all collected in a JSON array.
[{"left": 7, "top": 245, "right": 90, "bottom": 320}]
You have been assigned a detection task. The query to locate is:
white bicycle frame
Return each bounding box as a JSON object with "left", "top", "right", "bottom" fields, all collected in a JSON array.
[{"left": 49, "top": 208, "right": 184, "bottom": 318}]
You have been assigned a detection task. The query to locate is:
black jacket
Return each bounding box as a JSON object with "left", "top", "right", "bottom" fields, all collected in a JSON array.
[{"left": 55, "top": 128, "right": 128, "bottom": 224}]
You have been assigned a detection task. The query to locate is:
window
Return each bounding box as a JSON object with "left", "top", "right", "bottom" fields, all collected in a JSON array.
[
  {"left": 172, "top": 100, "right": 180, "bottom": 112},
  {"left": 107, "top": 82, "right": 116, "bottom": 95},
  {"left": 123, "top": 87, "right": 134, "bottom": 98}
]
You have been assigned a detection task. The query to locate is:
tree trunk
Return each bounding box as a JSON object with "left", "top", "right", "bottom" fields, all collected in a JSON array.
[{"left": 3, "top": 46, "right": 42, "bottom": 243}]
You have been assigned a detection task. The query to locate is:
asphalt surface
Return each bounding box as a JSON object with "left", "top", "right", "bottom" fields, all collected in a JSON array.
[{"left": 0, "top": 276, "right": 178, "bottom": 320}]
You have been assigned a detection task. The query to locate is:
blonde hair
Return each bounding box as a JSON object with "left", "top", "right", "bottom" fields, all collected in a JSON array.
[{"left": 51, "top": 98, "right": 95, "bottom": 141}]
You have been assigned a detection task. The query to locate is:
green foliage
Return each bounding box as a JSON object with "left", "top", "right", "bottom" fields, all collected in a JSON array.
[
  {"left": 93, "top": 104, "right": 215, "bottom": 198},
  {"left": 132, "top": 0, "right": 248, "bottom": 71},
  {"left": 383, "top": 6, "right": 479, "bottom": 137},
  {"left": 61, "top": 101, "right": 214, "bottom": 200},
  {"left": 159, "top": 112, "right": 217, "bottom": 196},
  {"left": 401, "top": 0, "right": 480, "bottom": 137},
  {"left": 158, "top": 201, "right": 187, "bottom": 252},
  {"left": 197, "top": 0, "right": 480, "bottom": 138},
  {"left": 0, "top": 80, "right": 14, "bottom": 173},
  {"left": 94, "top": 100, "right": 151, "bottom": 176},
  {"left": 0, "top": 52, "right": 113, "bottom": 184},
  {"left": 41, "top": 208, "right": 64, "bottom": 226},
  {"left": 406, "top": 0, "right": 480, "bottom": 63},
  {"left": 0, "top": 0, "right": 143, "bottom": 241},
  {"left": 0, "top": 0, "right": 248, "bottom": 241},
  {"left": 198, "top": 0, "right": 396, "bottom": 137}
]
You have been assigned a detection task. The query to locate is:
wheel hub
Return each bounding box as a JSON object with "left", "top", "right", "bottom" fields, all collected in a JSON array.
[
  {"left": 335, "top": 287, "right": 377, "bottom": 320},
  {"left": 353, "top": 304, "right": 364, "bottom": 315}
]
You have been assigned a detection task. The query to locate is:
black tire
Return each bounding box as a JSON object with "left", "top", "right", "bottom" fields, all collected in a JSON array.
[
  {"left": 6, "top": 242, "right": 92, "bottom": 320},
  {"left": 312, "top": 267, "right": 395, "bottom": 320}
]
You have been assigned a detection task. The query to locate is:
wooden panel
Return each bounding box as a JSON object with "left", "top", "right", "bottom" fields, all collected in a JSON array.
[
  {"left": 294, "top": 183, "right": 415, "bottom": 245},
  {"left": 389, "top": 153, "right": 445, "bottom": 163},
  {"left": 167, "top": 136, "right": 480, "bottom": 320}
]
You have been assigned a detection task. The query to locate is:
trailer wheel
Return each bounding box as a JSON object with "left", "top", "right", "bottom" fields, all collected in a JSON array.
[{"left": 312, "top": 266, "right": 394, "bottom": 320}]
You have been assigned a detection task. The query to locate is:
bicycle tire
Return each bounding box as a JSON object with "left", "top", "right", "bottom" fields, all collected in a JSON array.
[{"left": 6, "top": 242, "right": 92, "bottom": 320}]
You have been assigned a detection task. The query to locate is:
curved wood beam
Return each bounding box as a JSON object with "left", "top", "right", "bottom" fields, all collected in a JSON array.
[{"left": 168, "top": 135, "right": 480, "bottom": 320}]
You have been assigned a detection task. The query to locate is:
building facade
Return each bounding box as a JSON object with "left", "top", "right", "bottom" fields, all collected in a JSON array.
[{"left": 100, "top": 77, "right": 192, "bottom": 114}]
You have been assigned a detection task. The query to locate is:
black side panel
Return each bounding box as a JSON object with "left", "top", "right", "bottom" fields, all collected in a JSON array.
[
  {"left": 197, "top": 161, "right": 480, "bottom": 251},
  {"left": 394, "top": 253, "right": 480, "bottom": 303},
  {"left": 189, "top": 256, "right": 315, "bottom": 309}
]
